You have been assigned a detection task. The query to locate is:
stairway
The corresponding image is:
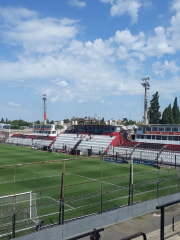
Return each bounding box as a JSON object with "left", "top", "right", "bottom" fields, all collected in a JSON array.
[
  {"left": 154, "top": 146, "right": 164, "bottom": 166},
  {"left": 71, "top": 139, "right": 83, "bottom": 154}
]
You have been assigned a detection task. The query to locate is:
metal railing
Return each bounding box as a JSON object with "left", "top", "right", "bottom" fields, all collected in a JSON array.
[
  {"left": 156, "top": 199, "right": 180, "bottom": 240},
  {"left": 120, "top": 232, "right": 147, "bottom": 240},
  {"left": 66, "top": 228, "right": 104, "bottom": 240},
  {"left": 172, "top": 212, "right": 180, "bottom": 231}
]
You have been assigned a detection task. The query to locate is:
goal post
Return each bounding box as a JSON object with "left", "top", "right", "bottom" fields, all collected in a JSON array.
[{"left": 0, "top": 191, "right": 38, "bottom": 237}]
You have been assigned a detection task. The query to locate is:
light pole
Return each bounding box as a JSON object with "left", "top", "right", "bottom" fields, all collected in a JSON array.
[{"left": 141, "top": 77, "right": 150, "bottom": 124}]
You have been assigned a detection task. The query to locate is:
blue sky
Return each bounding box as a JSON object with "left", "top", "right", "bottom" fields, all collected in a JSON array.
[{"left": 0, "top": 0, "right": 180, "bottom": 122}]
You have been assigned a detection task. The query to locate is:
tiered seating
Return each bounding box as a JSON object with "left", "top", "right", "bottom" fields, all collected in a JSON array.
[
  {"left": 165, "top": 145, "right": 180, "bottom": 152},
  {"left": 108, "top": 142, "right": 180, "bottom": 165},
  {"left": 137, "top": 143, "right": 164, "bottom": 150},
  {"left": 133, "top": 149, "right": 159, "bottom": 161},
  {"left": 11, "top": 134, "right": 21, "bottom": 138},
  {"left": 5, "top": 135, "right": 55, "bottom": 147},
  {"left": 53, "top": 134, "right": 81, "bottom": 150},
  {"left": 26, "top": 135, "right": 34, "bottom": 138},
  {"left": 108, "top": 146, "right": 133, "bottom": 155},
  {"left": 77, "top": 135, "right": 115, "bottom": 154},
  {"left": 36, "top": 136, "right": 46, "bottom": 139},
  {"left": 18, "top": 135, "right": 26, "bottom": 138},
  {"left": 121, "top": 141, "right": 138, "bottom": 148},
  {"left": 159, "top": 151, "right": 180, "bottom": 165},
  {"left": 108, "top": 146, "right": 159, "bottom": 161},
  {"left": 46, "top": 136, "right": 55, "bottom": 140}
]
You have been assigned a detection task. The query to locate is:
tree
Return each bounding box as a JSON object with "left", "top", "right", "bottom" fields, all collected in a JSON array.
[
  {"left": 71, "top": 116, "right": 78, "bottom": 122},
  {"left": 18, "top": 119, "right": 22, "bottom": 126},
  {"left": 1, "top": 118, "right": 4, "bottom": 123},
  {"left": 148, "top": 92, "right": 161, "bottom": 124},
  {"left": 100, "top": 117, "right": 106, "bottom": 125},
  {"left": 161, "top": 107, "right": 169, "bottom": 124},
  {"left": 35, "top": 120, "right": 40, "bottom": 124},
  {"left": 50, "top": 120, "right": 54, "bottom": 124},
  {"left": 78, "top": 118, "right": 84, "bottom": 124},
  {"left": 64, "top": 119, "right": 70, "bottom": 123},
  {"left": 125, "top": 119, "right": 136, "bottom": 126},
  {"left": 55, "top": 125, "right": 63, "bottom": 129},
  {"left": 167, "top": 104, "right": 174, "bottom": 124},
  {"left": 172, "top": 97, "right": 180, "bottom": 124},
  {"left": 161, "top": 104, "right": 174, "bottom": 124},
  {"left": 5, "top": 118, "right": 8, "bottom": 123}
]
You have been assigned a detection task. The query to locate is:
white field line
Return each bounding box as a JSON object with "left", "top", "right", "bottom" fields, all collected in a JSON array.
[
  {"left": 67, "top": 173, "right": 118, "bottom": 187},
  {"left": 46, "top": 196, "right": 75, "bottom": 210},
  {"left": 0, "top": 174, "right": 62, "bottom": 185},
  {"left": 67, "top": 173, "right": 141, "bottom": 193}
]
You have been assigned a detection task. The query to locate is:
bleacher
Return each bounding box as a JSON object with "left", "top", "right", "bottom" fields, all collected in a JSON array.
[
  {"left": 164, "top": 144, "right": 180, "bottom": 152},
  {"left": 5, "top": 134, "right": 56, "bottom": 148},
  {"left": 77, "top": 135, "right": 116, "bottom": 155},
  {"left": 159, "top": 151, "right": 180, "bottom": 165},
  {"left": 121, "top": 141, "right": 138, "bottom": 148},
  {"left": 52, "top": 134, "right": 81, "bottom": 150},
  {"left": 108, "top": 146, "right": 133, "bottom": 155},
  {"left": 137, "top": 142, "right": 165, "bottom": 150},
  {"left": 52, "top": 134, "right": 116, "bottom": 154},
  {"left": 36, "top": 136, "right": 46, "bottom": 140},
  {"left": 107, "top": 143, "right": 180, "bottom": 166}
]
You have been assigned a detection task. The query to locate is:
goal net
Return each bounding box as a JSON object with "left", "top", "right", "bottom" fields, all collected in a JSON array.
[{"left": 0, "top": 191, "right": 38, "bottom": 237}]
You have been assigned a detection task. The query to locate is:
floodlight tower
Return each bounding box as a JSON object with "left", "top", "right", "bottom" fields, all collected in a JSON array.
[
  {"left": 141, "top": 77, "right": 150, "bottom": 124},
  {"left": 42, "top": 94, "right": 47, "bottom": 125}
]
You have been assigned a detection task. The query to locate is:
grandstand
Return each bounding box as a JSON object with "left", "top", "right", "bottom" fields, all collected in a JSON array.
[
  {"left": 5, "top": 134, "right": 56, "bottom": 148},
  {"left": 52, "top": 134, "right": 116, "bottom": 155},
  {"left": 5, "top": 133, "right": 118, "bottom": 156},
  {"left": 108, "top": 141, "right": 180, "bottom": 166},
  {"left": 52, "top": 133, "right": 80, "bottom": 150},
  {"left": 76, "top": 134, "right": 116, "bottom": 154}
]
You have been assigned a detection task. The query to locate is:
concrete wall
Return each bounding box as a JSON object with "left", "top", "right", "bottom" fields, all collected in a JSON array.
[{"left": 14, "top": 192, "right": 180, "bottom": 240}]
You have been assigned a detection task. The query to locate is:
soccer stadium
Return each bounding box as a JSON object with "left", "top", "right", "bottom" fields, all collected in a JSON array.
[{"left": 1, "top": 91, "right": 180, "bottom": 240}]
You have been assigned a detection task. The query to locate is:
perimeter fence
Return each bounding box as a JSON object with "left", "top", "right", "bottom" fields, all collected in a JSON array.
[{"left": 0, "top": 167, "right": 180, "bottom": 239}]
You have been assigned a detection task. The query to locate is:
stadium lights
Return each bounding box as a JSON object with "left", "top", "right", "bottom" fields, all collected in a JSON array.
[
  {"left": 42, "top": 94, "right": 47, "bottom": 125},
  {"left": 141, "top": 77, "right": 150, "bottom": 124}
]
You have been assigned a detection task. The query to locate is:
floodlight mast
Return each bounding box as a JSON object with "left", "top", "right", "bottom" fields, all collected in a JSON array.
[
  {"left": 42, "top": 94, "right": 47, "bottom": 125},
  {"left": 141, "top": 77, "right": 150, "bottom": 124}
]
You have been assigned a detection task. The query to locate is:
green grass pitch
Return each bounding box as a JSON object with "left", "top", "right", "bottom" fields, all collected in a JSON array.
[{"left": 0, "top": 144, "right": 179, "bottom": 238}]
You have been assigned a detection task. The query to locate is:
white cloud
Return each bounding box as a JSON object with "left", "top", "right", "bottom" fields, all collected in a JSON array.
[
  {"left": 152, "top": 60, "right": 179, "bottom": 77},
  {"left": 0, "top": 7, "right": 37, "bottom": 24},
  {"left": 9, "top": 102, "right": 21, "bottom": 107},
  {"left": 52, "top": 79, "right": 68, "bottom": 87},
  {"left": 57, "top": 81, "right": 68, "bottom": 87},
  {"left": 68, "top": 0, "right": 86, "bottom": 8},
  {"left": 114, "top": 29, "right": 145, "bottom": 51},
  {"left": 126, "top": 58, "right": 142, "bottom": 74},
  {"left": 116, "top": 45, "right": 128, "bottom": 60},
  {"left": 167, "top": 1, "right": 180, "bottom": 51},
  {"left": 0, "top": 7, "right": 80, "bottom": 53},
  {"left": 51, "top": 96, "right": 59, "bottom": 103},
  {"left": 150, "top": 76, "right": 180, "bottom": 100},
  {"left": 171, "top": 0, "right": 180, "bottom": 12},
  {"left": 100, "top": 0, "right": 141, "bottom": 24},
  {"left": 142, "top": 27, "right": 174, "bottom": 57},
  {"left": 1, "top": 5, "right": 180, "bottom": 106}
]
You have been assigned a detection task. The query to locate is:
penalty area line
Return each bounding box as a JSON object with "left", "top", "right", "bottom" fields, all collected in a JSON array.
[{"left": 46, "top": 196, "right": 75, "bottom": 210}]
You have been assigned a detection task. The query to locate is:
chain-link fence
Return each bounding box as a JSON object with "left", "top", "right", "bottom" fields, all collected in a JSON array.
[{"left": 1, "top": 168, "right": 180, "bottom": 239}]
